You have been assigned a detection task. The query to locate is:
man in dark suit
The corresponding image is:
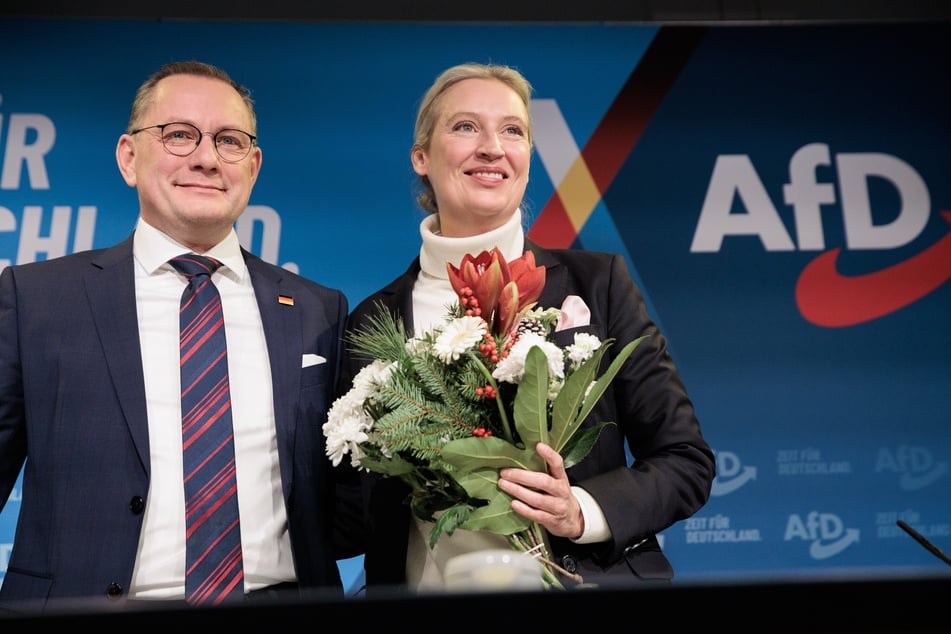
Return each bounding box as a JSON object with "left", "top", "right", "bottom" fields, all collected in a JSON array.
[
  {"left": 335, "top": 62, "right": 715, "bottom": 594},
  {"left": 0, "top": 61, "right": 355, "bottom": 610}
]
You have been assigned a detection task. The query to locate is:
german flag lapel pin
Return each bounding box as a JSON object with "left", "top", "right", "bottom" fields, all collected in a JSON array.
[{"left": 278, "top": 294, "right": 295, "bottom": 306}]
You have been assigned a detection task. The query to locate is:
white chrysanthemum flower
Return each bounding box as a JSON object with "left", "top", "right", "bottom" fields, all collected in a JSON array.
[
  {"left": 345, "top": 431, "right": 392, "bottom": 470},
  {"left": 492, "top": 332, "right": 565, "bottom": 384},
  {"left": 353, "top": 358, "right": 395, "bottom": 393},
  {"left": 539, "top": 341, "right": 567, "bottom": 379},
  {"left": 433, "top": 315, "right": 486, "bottom": 363},
  {"left": 322, "top": 394, "right": 373, "bottom": 467},
  {"left": 566, "top": 332, "right": 602, "bottom": 370},
  {"left": 405, "top": 335, "right": 431, "bottom": 356},
  {"left": 324, "top": 362, "right": 392, "bottom": 468},
  {"left": 330, "top": 388, "right": 368, "bottom": 418}
]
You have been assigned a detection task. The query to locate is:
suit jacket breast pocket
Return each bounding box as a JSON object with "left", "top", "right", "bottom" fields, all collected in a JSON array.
[
  {"left": 300, "top": 362, "right": 332, "bottom": 419},
  {"left": 301, "top": 359, "right": 330, "bottom": 389}
]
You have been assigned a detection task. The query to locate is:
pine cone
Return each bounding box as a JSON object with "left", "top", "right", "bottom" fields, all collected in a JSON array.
[{"left": 517, "top": 318, "right": 546, "bottom": 337}]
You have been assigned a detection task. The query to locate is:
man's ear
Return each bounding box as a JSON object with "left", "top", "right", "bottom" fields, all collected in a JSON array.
[{"left": 115, "top": 134, "right": 138, "bottom": 187}]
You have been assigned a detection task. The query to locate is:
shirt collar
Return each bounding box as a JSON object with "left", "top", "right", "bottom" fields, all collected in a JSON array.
[{"left": 132, "top": 217, "right": 248, "bottom": 282}]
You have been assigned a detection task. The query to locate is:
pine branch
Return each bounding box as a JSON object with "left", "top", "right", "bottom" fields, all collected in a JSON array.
[{"left": 345, "top": 301, "right": 410, "bottom": 363}]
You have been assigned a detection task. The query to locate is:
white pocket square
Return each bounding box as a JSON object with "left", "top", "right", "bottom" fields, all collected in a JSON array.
[{"left": 302, "top": 353, "right": 327, "bottom": 368}]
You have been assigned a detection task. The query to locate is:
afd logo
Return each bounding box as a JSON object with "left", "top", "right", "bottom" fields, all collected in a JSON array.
[
  {"left": 711, "top": 450, "right": 756, "bottom": 496},
  {"left": 690, "top": 142, "right": 950, "bottom": 328},
  {"left": 875, "top": 446, "right": 949, "bottom": 492},
  {"left": 784, "top": 511, "right": 859, "bottom": 560}
]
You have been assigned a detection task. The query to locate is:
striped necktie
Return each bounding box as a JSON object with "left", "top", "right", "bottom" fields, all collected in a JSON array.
[{"left": 169, "top": 253, "right": 244, "bottom": 606}]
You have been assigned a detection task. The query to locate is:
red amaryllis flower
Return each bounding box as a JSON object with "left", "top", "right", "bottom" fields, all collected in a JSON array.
[
  {"left": 447, "top": 249, "right": 504, "bottom": 323},
  {"left": 447, "top": 248, "right": 546, "bottom": 336},
  {"left": 497, "top": 250, "right": 545, "bottom": 335}
]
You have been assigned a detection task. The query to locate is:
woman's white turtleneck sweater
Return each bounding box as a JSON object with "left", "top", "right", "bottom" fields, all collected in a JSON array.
[{"left": 411, "top": 208, "right": 526, "bottom": 334}]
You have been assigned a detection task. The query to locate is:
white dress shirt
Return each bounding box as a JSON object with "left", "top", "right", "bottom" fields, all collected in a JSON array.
[{"left": 128, "top": 218, "right": 294, "bottom": 599}]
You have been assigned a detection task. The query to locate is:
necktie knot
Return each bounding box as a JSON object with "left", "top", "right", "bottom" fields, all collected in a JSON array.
[{"left": 169, "top": 253, "right": 223, "bottom": 279}]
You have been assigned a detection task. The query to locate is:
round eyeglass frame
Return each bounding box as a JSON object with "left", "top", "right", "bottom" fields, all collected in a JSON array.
[{"left": 129, "top": 121, "right": 257, "bottom": 163}]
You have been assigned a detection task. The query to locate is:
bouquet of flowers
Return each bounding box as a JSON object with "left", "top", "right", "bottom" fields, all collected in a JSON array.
[{"left": 323, "top": 248, "right": 644, "bottom": 589}]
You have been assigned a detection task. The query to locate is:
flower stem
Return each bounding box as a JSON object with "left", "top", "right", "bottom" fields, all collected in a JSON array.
[
  {"left": 506, "top": 524, "right": 582, "bottom": 590},
  {"left": 467, "top": 351, "right": 514, "bottom": 444}
]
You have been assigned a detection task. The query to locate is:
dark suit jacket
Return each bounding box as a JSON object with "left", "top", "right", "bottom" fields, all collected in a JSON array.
[
  {"left": 0, "top": 233, "right": 350, "bottom": 610},
  {"left": 336, "top": 241, "right": 715, "bottom": 592}
]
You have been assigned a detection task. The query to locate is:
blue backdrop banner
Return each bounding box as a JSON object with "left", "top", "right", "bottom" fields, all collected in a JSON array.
[{"left": 0, "top": 19, "right": 948, "bottom": 594}]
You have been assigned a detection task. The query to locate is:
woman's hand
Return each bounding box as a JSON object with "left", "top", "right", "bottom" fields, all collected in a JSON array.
[{"left": 498, "top": 442, "right": 584, "bottom": 540}]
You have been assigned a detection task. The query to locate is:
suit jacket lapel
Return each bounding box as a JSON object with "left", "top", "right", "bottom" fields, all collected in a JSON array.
[
  {"left": 246, "top": 251, "right": 300, "bottom": 498},
  {"left": 84, "top": 236, "right": 151, "bottom": 473},
  {"left": 375, "top": 258, "right": 420, "bottom": 335},
  {"left": 526, "top": 241, "right": 568, "bottom": 310}
]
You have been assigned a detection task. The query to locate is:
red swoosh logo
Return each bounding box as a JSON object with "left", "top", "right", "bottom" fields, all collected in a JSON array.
[{"left": 796, "top": 210, "right": 951, "bottom": 327}]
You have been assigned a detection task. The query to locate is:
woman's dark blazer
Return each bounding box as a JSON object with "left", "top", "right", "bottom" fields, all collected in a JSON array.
[{"left": 335, "top": 240, "right": 715, "bottom": 592}]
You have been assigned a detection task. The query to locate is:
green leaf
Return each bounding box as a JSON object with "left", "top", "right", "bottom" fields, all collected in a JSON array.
[
  {"left": 463, "top": 497, "right": 531, "bottom": 534},
  {"left": 561, "top": 421, "right": 615, "bottom": 469},
  {"left": 513, "top": 345, "right": 550, "bottom": 449},
  {"left": 548, "top": 340, "right": 613, "bottom": 450},
  {"left": 455, "top": 467, "right": 502, "bottom": 497},
  {"left": 357, "top": 453, "right": 416, "bottom": 476},
  {"left": 549, "top": 335, "right": 647, "bottom": 453},
  {"left": 430, "top": 504, "right": 472, "bottom": 547},
  {"left": 455, "top": 470, "right": 531, "bottom": 535},
  {"left": 441, "top": 436, "right": 543, "bottom": 474},
  {"left": 408, "top": 473, "right": 471, "bottom": 521},
  {"left": 572, "top": 336, "right": 646, "bottom": 425},
  {"left": 548, "top": 345, "right": 606, "bottom": 452}
]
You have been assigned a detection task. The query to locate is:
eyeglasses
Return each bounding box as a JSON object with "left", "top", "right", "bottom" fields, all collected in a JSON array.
[{"left": 130, "top": 121, "right": 256, "bottom": 163}]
